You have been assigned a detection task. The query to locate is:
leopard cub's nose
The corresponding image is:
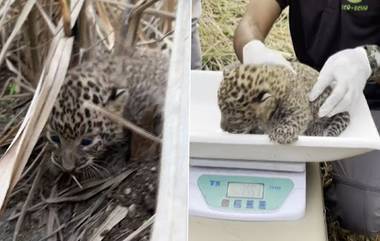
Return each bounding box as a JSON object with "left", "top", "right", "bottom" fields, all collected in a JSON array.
[{"left": 62, "top": 160, "right": 76, "bottom": 173}]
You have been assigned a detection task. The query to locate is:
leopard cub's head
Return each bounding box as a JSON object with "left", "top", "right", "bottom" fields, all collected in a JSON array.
[
  {"left": 218, "top": 64, "right": 292, "bottom": 133},
  {"left": 46, "top": 69, "right": 129, "bottom": 175}
]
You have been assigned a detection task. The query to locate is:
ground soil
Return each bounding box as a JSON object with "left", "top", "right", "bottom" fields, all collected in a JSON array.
[{"left": 0, "top": 156, "right": 158, "bottom": 241}]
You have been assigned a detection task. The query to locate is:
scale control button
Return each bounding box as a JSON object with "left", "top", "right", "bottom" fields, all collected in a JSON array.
[
  {"left": 210, "top": 180, "right": 221, "bottom": 187},
  {"left": 246, "top": 200, "right": 254, "bottom": 209},
  {"left": 259, "top": 201, "right": 266, "bottom": 210},
  {"left": 270, "top": 185, "right": 282, "bottom": 191},
  {"left": 221, "top": 199, "right": 230, "bottom": 207},
  {"left": 234, "top": 200, "right": 242, "bottom": 208}
]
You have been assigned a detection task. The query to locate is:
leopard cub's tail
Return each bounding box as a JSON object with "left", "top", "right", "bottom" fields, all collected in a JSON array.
[{"left": 324, "top": 112, "right": 350, "bottom": 136}]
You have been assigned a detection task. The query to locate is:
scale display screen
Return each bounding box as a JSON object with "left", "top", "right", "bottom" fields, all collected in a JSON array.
[
  {"left": 197, "top": 174, "right": 294, "bottom": 212},
  {"left": 227, "top": 183, "right": 264, "bottom": 199}
]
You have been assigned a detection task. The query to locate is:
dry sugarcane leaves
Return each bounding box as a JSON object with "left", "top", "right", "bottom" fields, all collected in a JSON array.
[{"left": 0, "top": 141, "right": 159, "bottom": 241}]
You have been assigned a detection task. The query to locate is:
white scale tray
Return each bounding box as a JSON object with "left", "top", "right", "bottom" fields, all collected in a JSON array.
[{"left": 190, "top": 70, "right": 380, "bottom": 162}]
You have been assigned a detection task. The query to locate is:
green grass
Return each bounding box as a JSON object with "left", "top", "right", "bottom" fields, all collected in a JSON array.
[
  {"left": 8, "top": 83, "right": 17, "bottom": 95},
  {"left": 199, "top": 0, "right": 248, "bottom": 70}
]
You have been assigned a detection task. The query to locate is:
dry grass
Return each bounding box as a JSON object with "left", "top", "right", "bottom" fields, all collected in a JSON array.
[
  {"left": 198, "top": 0, "right": 247, "bottom": 70},
  {"left": 0, "top": 1, "right": 174, "bottom": 240},
  {"left": 199, "top": 0, "right": 295, "bottom": 70},
  {"left": 199, "top": 0, "right": 380, "bottom": 240}
]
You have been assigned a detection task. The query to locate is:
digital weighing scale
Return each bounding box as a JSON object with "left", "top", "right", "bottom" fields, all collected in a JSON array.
[
  {"left": 190, "top": 164, "right": 305, "bottom": 221},
  {"left": 189, "top": 70, "right": 380, "bottom": 224}
]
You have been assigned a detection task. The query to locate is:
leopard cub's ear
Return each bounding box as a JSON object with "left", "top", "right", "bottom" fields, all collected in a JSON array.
[
  {"left": 104, "top": 87, "right": 129, "bottom": 113},
  {"left": 223, "top": 62, "right": 241, "bottom": 78},
  {"left": 222, "top": 68, "right": 231, "bottom": 78},
  {"left": 106, "top": 88, "right": 127, "bottom": 101}
]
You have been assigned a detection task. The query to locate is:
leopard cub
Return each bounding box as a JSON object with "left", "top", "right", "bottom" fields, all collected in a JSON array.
[
  {"left": 47, "top": 48, "right": 168, "bottom": 175},
  {"left": 217, "top": 62, "right": 350, "bottom": 144}
]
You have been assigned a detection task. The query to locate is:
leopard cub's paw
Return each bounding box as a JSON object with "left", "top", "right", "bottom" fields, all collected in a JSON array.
[{"left": 269, "top": 125, "right": 298, "bottom": 144}]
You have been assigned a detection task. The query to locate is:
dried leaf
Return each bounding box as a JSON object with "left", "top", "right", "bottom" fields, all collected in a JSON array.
[
  {"left": 12, "top": 166, "right": 43, "bottom": 241},
  {"left": 35, "top": 1, "right": 57, "bottom": 34},
  {"left": 0, "top": 0, "right": 86, "bottom": 212},
  {"left": 0, "top": 0, "right": 15, "bottom": 28},
  {"left": 59, "top": 0, "right": 71, "bottom": 36},
  {"left": 122, "top": 215, "right": 155, "bottom": 241},
  {"left": 115, "top": 0, "right": 160, "bottom": 53},
  {"left": 0, "top": 37, "right": 74, "bottom": 212},
  {"left": 94, "top": 1, "right": 115, "bottom": 50},
  {"left": 84, "top": 102, "right": 161, "bottom": 144},
  {"left": 0, "top": 0, "right": 38, "bottom": 66},
  {"left": 88, "top": 205, "right": 129, "bottom": 241},
  {"left": 5, "top": 58, "right": 35, "bottom": 93},
  {"left": 98, "top": 0, "right": 175, "bottom": 19},
  {"left": 45, "top": 169, "right": 134, "bottom": 204}
]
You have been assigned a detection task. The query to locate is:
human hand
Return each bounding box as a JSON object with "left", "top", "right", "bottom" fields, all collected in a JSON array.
[
  {"left": 242, "top": 40, "right": 295, "bottom": 73},
  {"left": 309, "top": 47, "right": 372, "bottom": 117}
]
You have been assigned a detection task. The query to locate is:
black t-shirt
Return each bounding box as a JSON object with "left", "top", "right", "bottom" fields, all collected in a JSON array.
[{"left": 276, "top": 0, "right": 380, "bottom": 71}]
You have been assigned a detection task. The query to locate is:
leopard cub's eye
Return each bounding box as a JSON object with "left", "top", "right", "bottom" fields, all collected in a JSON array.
[
  {"left": 50, "top": 135, "right": 61, "bottom": 145},
  {"left": 81, "top": 138, "right": 93, "bottom": 146},
  {"left": 252, "top": 91, "right": 271, "bottom": 103}
]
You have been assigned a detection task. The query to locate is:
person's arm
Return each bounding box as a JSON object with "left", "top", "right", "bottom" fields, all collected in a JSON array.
[
  {"left": 233, "top": 0, "right": 282, "bottom": 61},
  {"left": 233, "top": 0, "right": 294, "bottom": 72},
  {"left": 364, "top": 45, "right": 380, "bottom": 83}
]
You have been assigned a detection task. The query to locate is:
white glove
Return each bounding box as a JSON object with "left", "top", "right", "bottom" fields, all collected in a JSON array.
[
  {"left": 309, "top": 47, "right": 372, "bottom": 117},
  {"left": 242, "top": 40, "right": 295, "bottom": 73}
]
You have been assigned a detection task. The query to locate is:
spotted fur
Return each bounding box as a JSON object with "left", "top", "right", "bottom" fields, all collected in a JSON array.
[
  {"left": 47, "top": 48, "right": 168, "bottom": 174},
  {"left": 218, "top": 62, "right": 350, "bottom": 144}
]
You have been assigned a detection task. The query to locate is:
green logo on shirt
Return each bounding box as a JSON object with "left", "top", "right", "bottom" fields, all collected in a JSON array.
[{"left": 342, "top": 0, "right": 368, "bottom": 11}]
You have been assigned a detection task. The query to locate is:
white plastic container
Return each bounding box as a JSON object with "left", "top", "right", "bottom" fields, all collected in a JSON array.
[{"left": 190, "top": 70, "right": 380, "bottom": 162}]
